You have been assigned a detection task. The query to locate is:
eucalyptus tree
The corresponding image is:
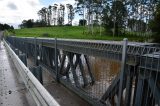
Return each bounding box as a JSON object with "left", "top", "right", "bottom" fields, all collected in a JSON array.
[
  {"left": 76, "top": 0, "right": 97, "bottom": 34},
  {"left": 110, "top": 0, "right": 127, "bottom": 36},
  {"left": 102, "top": 0, "right": 112, "bottom": 32},
  {"left": 52, "top": 4, "right": 58, "bottom": 26},
  {"left": 92, "top": 0, "right": 104, "bottom": 35},
  {"left": 37, "top": 9, "right": 43, "bottom": 21},
  {"left": 149, "top": 1, "right": 160, "bottom": 42},
  {"left": 38, "top": 7, "right": 48, "bottom": 25},
  {"left": 66, "top": 4, "right": 74, "bottom": 25},
  {"left": 75, "top": 0, "right": 86, "bottom": 33},
  {"left": 48, "top": 5, "right": 52, "bottom": 26},
  {"left": 57, "top": 4, "right": 65, "bottom": 26}
]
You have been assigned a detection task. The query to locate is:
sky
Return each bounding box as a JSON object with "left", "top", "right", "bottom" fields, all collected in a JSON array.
[{"left": 0, "top": 0, "right": 78, "bottom": 29}]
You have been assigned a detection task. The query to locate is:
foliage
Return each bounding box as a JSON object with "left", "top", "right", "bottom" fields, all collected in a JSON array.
[
  {"left": 37, "top": 4, "right": 74, "bottom": 26},
  {"left": 19, "top": 19, "right": 34, "bottom": 28},
  {"left": 0, "top": 23, "right": 14, "bottom": 31},
  {"left": 18, "top": 0, "right": 158, "bottom": 39},
  {"left": 19, "top": 19, "right": 47, "bottom": 28},
  {"left": 75, "top": 0, "right": 157, "bottom": 37},
  {"left": 128, "top": 19, "right": 147, "bottom": 32},
  {"left": 66, "top": 4, "right": 75, "bottom": 25},
  {"left": 110, "top": 1, "right": 127, "bottom": 36},
  {"left": 79, "top": 19, "right": 87, "bottom": 26},
  {"left": 149, "top": 2, "right": 160, "bottom": 43}
]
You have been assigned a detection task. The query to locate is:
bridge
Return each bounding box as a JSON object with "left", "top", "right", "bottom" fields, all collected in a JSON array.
[{"left": 1, "top": 33, "right": 160, "bottom": 106}]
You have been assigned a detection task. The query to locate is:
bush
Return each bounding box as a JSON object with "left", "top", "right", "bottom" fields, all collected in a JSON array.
[
  {"left": 79, "top": 19, "right": 87, "bottom": 26},
  {"left": 42, "top": 33, "right": 49, "bottom": 37}
]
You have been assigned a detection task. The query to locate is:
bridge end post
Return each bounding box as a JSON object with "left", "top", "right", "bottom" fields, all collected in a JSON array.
[
  {"left": 118, "top": 38, "right": 128, "bottom": 106},
  {"left": 55, "top": 38, "right": 59, "bottom": 82}
]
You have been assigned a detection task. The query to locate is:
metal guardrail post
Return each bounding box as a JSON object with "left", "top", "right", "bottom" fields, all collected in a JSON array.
[
  {"left": 118, "top": 38, "right": 128, "bottom": 106},
  {"left": 55, "top": 38, "right": 59, "bottom": 82},
  {"left": 34, "top": 37, "right": 38, "bottom": 66}
]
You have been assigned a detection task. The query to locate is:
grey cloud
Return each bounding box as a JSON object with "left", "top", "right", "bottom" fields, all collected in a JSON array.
[
  {"left": 28, "top": 1, "right": 38, "bottom": 7},
  {"left": 7, "top": 2, "right": 17, "bottom": 10}
]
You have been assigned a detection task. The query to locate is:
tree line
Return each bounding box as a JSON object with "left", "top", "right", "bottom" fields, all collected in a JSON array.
[
  {"left": 37, "top": 4, "right": 74, "bottom": 26},
  {"left": 19, "top": 4, "right": 75, "bottom": 28},
  {"left": 19, "top": 19, "right": 47, "bottom": 28},
  {"left": 149, "top": 1, "right": 160, "bottom": 42},
  {"left": 0, "top": 23, "right": 14, "bottom": 31},
  {"left": 75, "top": 0, "right": 160, "bottom": 36},
  {"left": 19, "top": 0, "right": 160, "bottom": 39}
]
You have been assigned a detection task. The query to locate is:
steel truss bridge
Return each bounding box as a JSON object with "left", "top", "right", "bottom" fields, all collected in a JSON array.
[{"left": 5, "top": 36, "right": 160, "bottom": 106}]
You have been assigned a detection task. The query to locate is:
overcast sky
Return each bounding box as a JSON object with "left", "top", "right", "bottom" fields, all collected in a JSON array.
[{"left": 0, "top": 0, "right": 77, "bottom": 28}]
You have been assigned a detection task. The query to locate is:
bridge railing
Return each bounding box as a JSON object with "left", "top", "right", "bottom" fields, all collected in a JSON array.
[
  {"left": 5, "top": 36, "right": 160, "bottom": 106},
  {"left": 4, "top": 40, "right": 60, "bottom": 106}
]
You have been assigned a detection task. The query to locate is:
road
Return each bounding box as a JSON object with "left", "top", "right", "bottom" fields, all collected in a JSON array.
[{"left": 0, "top": 39, "right": 36, "bottom": 106}]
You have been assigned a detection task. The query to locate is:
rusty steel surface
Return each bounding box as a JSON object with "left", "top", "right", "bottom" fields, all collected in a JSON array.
[{"left": 0, "top": 42, "right": 36, "bottom": 106}]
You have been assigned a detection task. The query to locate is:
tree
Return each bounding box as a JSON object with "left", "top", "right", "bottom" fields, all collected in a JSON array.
[
  {"left": 110, "top": 0, "right": 127, "bottom": 36},
  {"left": 48, "top": 5, "right": 52, "bottom": 26},
  {"left": 20, "top": 19, "right": 34, "bottom": 28},
  {"left": 76, "top": 0, "right": 95, "bottom": 34},
  {"left": 53, "top": 4, "right": 58, "bottom": 26},
  {"left": 102, "top": 1, "right": 112, "bottom": 34},
  {"left": 79, "top": 19, "right": 87, "bottom": 26},
  {"left": 91, "top": 0, "right": 104, "bottom": 35},
  {"left": 38, "top": 7, "right": 48, "bottom": 25},
  {"left": 149, "top": 1, "right": 160, "bottom": 42},
  {"left": 66, "top": 4, "right": 74, "bottom": 25},
  {"left": 57, "top": 4, "right": 65, "bottom": 26},
  {"left": 0, "top": 23, "right": 14, "bottom": 30}
]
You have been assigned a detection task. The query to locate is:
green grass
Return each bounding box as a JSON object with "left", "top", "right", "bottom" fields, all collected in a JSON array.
[{"left": 13, "top": 26, "right": 147, "bottom": 41}]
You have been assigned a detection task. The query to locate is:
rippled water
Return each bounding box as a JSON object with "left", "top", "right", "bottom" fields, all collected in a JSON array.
[
  {"left": 85, "top": 56, "right": 121, "bottom": 98},
  {"left": 61, "top": 54, "right": 121, "bottom": 98}
]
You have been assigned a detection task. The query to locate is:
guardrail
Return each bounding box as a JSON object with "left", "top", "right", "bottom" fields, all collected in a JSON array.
[{"left": 4, "top": 40, "right": 60, "bottom": 106}]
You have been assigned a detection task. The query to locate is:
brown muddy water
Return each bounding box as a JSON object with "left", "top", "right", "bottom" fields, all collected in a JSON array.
[
  {"left": 61, "top": 54, "right": 121, "bottom": 99},
  {"left": 85, "top": 56, "right": 121, "bottom": 98}
]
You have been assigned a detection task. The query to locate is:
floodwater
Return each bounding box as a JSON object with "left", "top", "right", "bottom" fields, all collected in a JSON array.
[
  {"left": 89, "top": 56, "right": 120, "bottom": 82},
  {"left": 85, "top": 56, "right": 121, "bottom": 98},
  {"left": 61, "top": 54, "right": 121, "bottom": 99}
]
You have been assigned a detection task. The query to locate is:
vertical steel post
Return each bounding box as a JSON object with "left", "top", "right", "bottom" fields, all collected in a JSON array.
[
  {"left": 24, "top": 38, "right": 28, "bottom": 57},
  {"left": 34, "top": 37, "right": 37, "bottom": 66},
  {"left": 55, "top": 38, "right": 59, "bottom": 82},
  {"left": 118, "top": 38, "right": 128, "bottom": 106}
]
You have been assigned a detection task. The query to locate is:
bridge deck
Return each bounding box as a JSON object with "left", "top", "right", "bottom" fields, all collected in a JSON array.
[{"left": 0, "top": 43, "right": 36, "bottom": 106}]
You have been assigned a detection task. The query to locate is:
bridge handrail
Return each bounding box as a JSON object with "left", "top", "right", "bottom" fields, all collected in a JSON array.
[
  {"left": 7, "top": 36, "right": 160, "bottom": 58},
  {"left": 4, "top": 40, "right": 60, "bottom": 106}
]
